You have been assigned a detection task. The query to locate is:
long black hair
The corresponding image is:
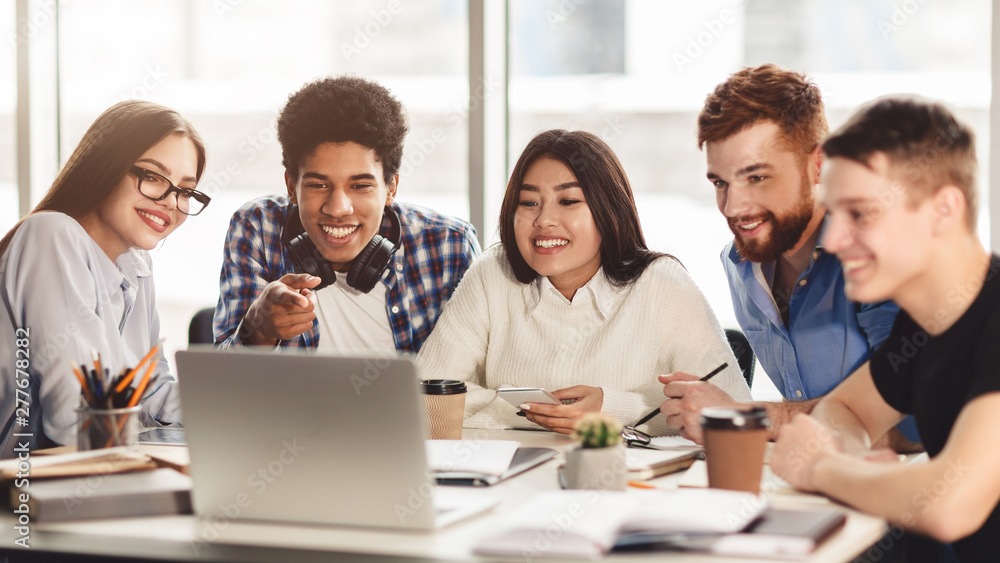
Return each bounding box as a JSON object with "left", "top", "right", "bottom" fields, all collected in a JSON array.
[{"left": 499, "top": 129, "right": 671, "bottom": 286}]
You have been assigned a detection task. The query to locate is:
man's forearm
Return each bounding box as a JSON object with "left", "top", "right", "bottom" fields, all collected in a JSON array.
[
  {"left": 760, "top": 395, "right": 917, "bottom": 452},
  {"left": 810, "top": 397, "right": 872, "bottom": 454},
  {"left": 753, "top": 398, "right": 819, "bottom": 441}
]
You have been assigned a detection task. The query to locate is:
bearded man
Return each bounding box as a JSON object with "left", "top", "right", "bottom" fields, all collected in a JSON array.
[{"left": 657, "top": 65, "right": 919, "bottom": 453}]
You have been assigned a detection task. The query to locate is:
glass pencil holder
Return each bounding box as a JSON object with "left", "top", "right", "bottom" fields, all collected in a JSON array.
[{"left": 76, "top": 406, "right": 141, "bottom": 451}]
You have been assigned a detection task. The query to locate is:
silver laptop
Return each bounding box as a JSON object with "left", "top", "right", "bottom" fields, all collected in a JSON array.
[{"left": 175, "top": 348, "right": 497, "bottom": 530}]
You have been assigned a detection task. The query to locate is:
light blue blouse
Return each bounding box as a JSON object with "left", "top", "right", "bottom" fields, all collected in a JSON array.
[{"left": 0, "top": 212, "right": 180, "bottom": 456}]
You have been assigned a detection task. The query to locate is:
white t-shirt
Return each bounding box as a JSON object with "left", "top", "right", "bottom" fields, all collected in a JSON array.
[{"left": 313, "top": 274, "right": 396, "bottom": 353}]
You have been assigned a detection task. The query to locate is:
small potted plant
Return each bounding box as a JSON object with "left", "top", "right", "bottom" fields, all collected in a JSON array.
[{"left": 561, "top": 413, "right": 627, "bottom": 490}]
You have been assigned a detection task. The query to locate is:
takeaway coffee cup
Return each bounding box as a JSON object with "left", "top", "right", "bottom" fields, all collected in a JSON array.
[
  {"left": 700, "top": 406, "right": 770, "bottom": 494},
  {"left": 420, "top": 379, "right": 467, "bottom": 440}
]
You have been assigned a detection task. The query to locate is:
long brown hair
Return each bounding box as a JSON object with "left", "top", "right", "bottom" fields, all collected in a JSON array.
[
  {"left": 0, "top": 100, "right": 206, "bottom": 257},
  {"left": 499, "top": 129, "right": 669, "bottom": 286}
]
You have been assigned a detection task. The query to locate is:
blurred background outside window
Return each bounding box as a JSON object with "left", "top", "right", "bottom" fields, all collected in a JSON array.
[
  {"left": 3, "top": 0, "right": 991, "bottom": 399},
  {"left": 1, "top": 6, "right": 14, "bottom": 234}
]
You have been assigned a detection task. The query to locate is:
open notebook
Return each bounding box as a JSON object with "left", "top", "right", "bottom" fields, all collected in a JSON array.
[
  {"left": 474, "top": 488, "right": 765, "bottom": 559},
  {"left": 427, "top": 440, "right": 558, "bottom": 486},
  {"left": 614, "top": 507, "right": 847, "bottom": 558}
]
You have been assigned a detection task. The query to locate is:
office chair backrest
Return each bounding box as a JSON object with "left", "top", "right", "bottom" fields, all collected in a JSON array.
[
  {"left": 188, "top": 307, "right": 216, "bottom": 345},
  {"left": 724, "top": 328, "right": 755, "bottom": 388}
]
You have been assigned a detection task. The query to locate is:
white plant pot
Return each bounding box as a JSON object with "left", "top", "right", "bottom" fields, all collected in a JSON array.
[{"left": 561, "top": 444, "right": 628, "bottom": 490}]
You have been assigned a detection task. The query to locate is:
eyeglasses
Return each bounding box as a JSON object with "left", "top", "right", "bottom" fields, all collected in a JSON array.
[
  {"left": 130, "top": 165, "right": 211, "bottom": 216},
  {"left": 621, "top": 425, "right": 654, "bottom": 448}
]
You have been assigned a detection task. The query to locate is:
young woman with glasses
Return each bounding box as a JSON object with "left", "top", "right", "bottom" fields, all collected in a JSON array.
[
  {"left": 417, "top": 130, "right": 750, "bottom": 435},
  {"left": 0, "top": 100, "right": 208, "bottom": 456}
]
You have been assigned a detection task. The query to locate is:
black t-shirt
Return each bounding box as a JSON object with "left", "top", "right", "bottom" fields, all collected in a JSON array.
[{"left": 870, "top": 254, "right": 1000, "bottom": 561}]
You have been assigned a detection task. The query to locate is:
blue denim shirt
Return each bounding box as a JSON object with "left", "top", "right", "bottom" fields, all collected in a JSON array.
[{"left": 720, "top": 222, "right": 899, "bottom": 401}]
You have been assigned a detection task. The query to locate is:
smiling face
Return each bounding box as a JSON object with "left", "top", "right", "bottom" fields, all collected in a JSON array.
[
  {"left": 821, "top": 153, "right": 936, "bottom": 303},
  {"left": 706, "top": 120, "right": 821, "bottom": 263},
  {"left": 513, "top": 156, "right": 602, "bottom": 298},
  {"left": 287, "top": 141, "right": 396, "bottom": 272},
  {"left": 80, "top": 133, "right": 198, "bottom": 260}
]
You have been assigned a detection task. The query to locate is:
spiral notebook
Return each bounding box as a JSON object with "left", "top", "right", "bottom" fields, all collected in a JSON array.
[{"left": 427, "top": 440, "right": 558, "bottom": 486}]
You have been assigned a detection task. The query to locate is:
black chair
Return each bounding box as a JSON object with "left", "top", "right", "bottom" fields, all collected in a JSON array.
[
  {"left": 724, "top": 328, "right": 755, "bottom": 389},
  {"left": 188, "top": 306, "right": 216, "bottom": 345}
]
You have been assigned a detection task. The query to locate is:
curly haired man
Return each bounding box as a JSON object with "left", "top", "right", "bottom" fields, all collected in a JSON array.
[{"left": 215, "top": 76, "right": 480, "bottom": 352}]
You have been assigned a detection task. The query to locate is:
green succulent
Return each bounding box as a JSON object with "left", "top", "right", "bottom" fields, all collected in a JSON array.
[{"left": 574, "top": 412, "right": 623, "bottom": 449}]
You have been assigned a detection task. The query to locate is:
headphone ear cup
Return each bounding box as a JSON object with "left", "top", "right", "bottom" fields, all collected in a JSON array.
[
  {"left": 288, "top": 233, "right": 335, "bottom": 290},
  {"left": 347, "top": 234, "right": 394, "bottom": 293},
  {"left": 345, "top": 206, "right": 402, "bottom": 293}
]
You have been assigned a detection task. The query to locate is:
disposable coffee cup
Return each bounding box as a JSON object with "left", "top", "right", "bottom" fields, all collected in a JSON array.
[
  {"left": 700, "top": 406, "right": 770, "bottom": 493},
  {"left": 420, "top": 380, "right": 467, "bottom": 440}
]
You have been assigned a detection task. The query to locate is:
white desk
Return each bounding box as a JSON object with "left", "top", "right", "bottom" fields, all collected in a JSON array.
[{"left": 0, "top": 429, "right": 886, "bottom": 562}]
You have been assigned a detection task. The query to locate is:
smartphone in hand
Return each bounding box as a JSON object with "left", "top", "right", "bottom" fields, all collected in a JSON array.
[{"left": 496, "top": 387, "right": 560, "bottom": 408}]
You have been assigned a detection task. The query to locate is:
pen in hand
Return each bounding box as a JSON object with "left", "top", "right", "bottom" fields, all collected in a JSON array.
[{"left": 633, "top": 362, "right": 729, "bottom": 427}]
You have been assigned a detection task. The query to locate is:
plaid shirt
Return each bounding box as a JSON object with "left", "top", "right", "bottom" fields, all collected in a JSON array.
[{"left": 214, "top": 195, "right": 480, "bottom": 353}]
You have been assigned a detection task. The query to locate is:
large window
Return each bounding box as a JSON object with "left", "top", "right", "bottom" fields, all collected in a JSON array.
[
  {"left": 507, "top": 0, "right": 990, "bottom": 399},
  {"left": 0, "top": 5, "right": 15, "bottom": 233},
  {"left": 6, "top": 1, "right": 992, "bottom": 397},
  {"left": 55, "top": 0, "right": 469, "bottom": 362}
]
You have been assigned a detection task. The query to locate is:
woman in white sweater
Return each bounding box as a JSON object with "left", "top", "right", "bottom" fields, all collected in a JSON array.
[{"left": 417, "top": 130, "right": 750, "bottom": 435}]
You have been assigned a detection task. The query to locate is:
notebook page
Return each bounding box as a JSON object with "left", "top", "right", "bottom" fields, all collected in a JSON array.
[{"left": 425, "top": 440, "right": 520, "bottom": 477}]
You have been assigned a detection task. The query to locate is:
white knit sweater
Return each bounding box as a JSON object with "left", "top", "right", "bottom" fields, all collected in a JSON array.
[{"left": 416, "top": 246, "right": 751, "bottom": 435}]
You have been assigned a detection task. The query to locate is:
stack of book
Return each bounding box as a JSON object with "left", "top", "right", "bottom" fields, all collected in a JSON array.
[{"left": 2, "top": 447, "right": 192, "bottom": 522}]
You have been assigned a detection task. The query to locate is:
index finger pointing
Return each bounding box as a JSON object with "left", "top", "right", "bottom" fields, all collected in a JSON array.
[
  {"left": 279, "top": 273, "right": 323, "bottom": 290},
  {"left": 272, "top": 285, "right": 311, "bottom": 308}
]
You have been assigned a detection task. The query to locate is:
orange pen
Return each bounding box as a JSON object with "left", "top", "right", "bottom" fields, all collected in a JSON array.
[
  {"left": 116, "top": 340, "right": 162, "bottom": 393},
  {"left": 628, "top": 481, "right": 657, "bottom": 490}
]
